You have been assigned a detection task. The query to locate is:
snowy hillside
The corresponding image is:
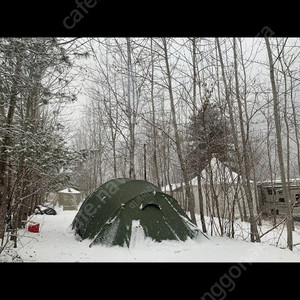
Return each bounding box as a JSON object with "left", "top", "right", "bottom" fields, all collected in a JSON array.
[{"left": 2, "top": 205, "right": 300, "bottom": 262}]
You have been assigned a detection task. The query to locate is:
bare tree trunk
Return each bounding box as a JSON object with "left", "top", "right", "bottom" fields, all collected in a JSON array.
[
  {"left": 197, "top": 165, "right": 207, "bottom": 233},
  {"left": 161, "top": 38, "right": 196, "bottom": 225},
  {"left": 232, "top": 38, "right": 261, "bottom": 242},
  {"left": 190, "top": 38, "right": 206, "bottom": 231},
  {"left": 126, "top": 38, "right": 136, "bottom": 179},
  {"left": 261, "top": 107, "right": 277, "bottom": 225},
  {"left": 278, "top": 42, "right": 295, "bottom": 231},
  {"left": 143, "top": 143, "right": 147, "bottom": 180},
  {"left": 265, "top": 37, "right": 293, "bottom": 250},
  {"left": 161, "top": 119, "right": 174, "bottom": 198},
  {"left": 150, "top": 39, "right": 160, "bottom": 188},
  {"left": 207, "top": 160, "right": 224, "bottom": 235},
  {"left": 216, "top": 38, "right": 260, "bottom": 242},
  {"left": 238, "top": 38, "right": 262, "bottom": 227},
  {"left": 0, "top": 164, "right": 8, "bottom": 241},
  {"left": 107, "top": 74, "right": 118, "bottom": 178}
]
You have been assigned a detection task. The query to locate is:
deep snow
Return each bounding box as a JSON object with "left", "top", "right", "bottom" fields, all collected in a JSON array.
[{"left": 2, "top": 205, "right": 300, "bottom": 262}]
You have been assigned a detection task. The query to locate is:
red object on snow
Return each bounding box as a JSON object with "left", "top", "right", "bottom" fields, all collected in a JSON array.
[{"left": 28, "top": 223, "right": 40, "bottom": 233}]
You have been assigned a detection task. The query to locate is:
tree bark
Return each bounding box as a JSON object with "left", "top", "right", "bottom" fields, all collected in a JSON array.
[
  {"left": 232, "top": 38, "right": 261, "bottom": 242},
  {"left": 197, "top": 163, "right": 207, "bottom": 233},
  {"left": 216, "top": 38, "right": 261, "bottom": 242},
  {"left": 126, "top": 38, "right": 136, "bottom": 179},
  {"left": 150, "top": 38, "right": 161, "bottom": 188},
  {"left": 190, "top": 38, "right": 206, "bottom": 231},
  {"left": 265, "top": 37, "right": 293, "bottom": 250},
  {"left": 161, "top": 38, "right": 197, "bottom": 225}
]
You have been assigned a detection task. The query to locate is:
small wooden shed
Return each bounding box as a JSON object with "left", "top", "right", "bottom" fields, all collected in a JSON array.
[{"left": 56, "top": 188, "right": 82, "bottom": 210}]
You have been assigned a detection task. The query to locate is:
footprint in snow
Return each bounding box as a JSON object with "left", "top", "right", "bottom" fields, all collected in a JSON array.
[{"left": 174, "top": 249, "right": 189, "bottom": 253}]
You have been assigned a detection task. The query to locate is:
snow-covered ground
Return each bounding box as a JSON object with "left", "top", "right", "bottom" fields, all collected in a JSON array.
[{"left": 2, "top": 206, "right": 300, "bottom": 262}]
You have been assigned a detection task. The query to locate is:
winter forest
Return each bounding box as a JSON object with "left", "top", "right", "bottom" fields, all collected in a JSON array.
[{"left": 1, "top": 37, "right": 300, "bottom": 260}]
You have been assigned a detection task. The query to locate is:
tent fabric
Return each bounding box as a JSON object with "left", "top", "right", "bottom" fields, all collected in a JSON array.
[{"left": 72, "top": 178, "right": 199, "bottom": 247}]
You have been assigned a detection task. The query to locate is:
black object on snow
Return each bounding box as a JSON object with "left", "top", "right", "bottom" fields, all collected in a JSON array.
[{"left": 35, "top": 205, "right": 57, "bottom": 215}]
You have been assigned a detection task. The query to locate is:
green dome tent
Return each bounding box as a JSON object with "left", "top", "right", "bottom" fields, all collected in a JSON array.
[{"left": 72, "top": 178, "right": 200, "bottom": 247}]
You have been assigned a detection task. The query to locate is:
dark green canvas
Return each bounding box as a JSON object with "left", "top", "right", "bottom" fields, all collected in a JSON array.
[{"left": 72, "top": 178, "right": 200, "bottom": 247}]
